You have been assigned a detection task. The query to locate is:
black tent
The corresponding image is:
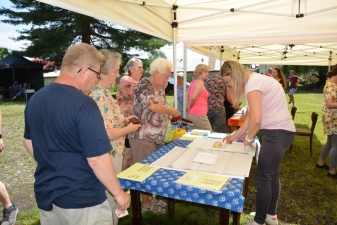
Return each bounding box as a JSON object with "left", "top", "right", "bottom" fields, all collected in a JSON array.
[{"left": 0, "top": 54, "right": 44, "bottom": 96}]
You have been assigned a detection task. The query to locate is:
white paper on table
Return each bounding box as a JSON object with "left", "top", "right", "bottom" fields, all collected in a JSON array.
[
  {"left": 190, "top": 129, "right": 211, "bottom": 136},
  {"left": 193, "top": 152, "right": 218, "bottom": 165},
  {"left": 208, "top": 132, "right": 227, "bottom": 139}
]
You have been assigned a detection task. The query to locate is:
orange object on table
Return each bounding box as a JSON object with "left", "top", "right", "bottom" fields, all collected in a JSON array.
[{"left": 228, "top": 114, "right": 245, "bottom": 132}]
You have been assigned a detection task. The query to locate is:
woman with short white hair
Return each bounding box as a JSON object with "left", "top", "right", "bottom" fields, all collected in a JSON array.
[{"left": 129, "top": 57, "right": 180, "bottom": 214}]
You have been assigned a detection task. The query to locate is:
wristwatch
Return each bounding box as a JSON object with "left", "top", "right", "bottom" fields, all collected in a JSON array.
[{"left": 0, "top": 134, "right": 2, "bottom": 139}]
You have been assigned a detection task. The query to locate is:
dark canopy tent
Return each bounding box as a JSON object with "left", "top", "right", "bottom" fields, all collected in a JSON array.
[{"left": 0, "top": 54, "right": 44, "bottom": 95}]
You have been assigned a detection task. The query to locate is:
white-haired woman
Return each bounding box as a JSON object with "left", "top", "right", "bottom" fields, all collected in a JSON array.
[
  {"left": 129, "top": 57, "right": 180, "bottom": 214},
  {"left": 117, "top": 58, "right": 143, "bottom": 170},
  {"left": 222, "top": 61, "right": 295, "bottom": 225},
  {"left": 88, "top": 49, "right": 142, "bottom": 225}
]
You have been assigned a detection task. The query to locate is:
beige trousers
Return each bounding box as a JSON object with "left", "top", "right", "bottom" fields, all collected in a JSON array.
[
  {"left": 39, "top": 200, "right": 112, "bottom": 225},
  {"left": 105, "top": 155, "right": 123, "bottom": 225}
]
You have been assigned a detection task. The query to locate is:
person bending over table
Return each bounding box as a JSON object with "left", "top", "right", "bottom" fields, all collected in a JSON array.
[
  {"left": 186, "top": 64, "right": 212, "bottom": 131},
  {"left": 222, "top": 61, "right": 295, "bottom": 225},
  {"left": 89, "top": 49, "right": 141, "bottom": 225},
  {"left": 117, "top": 58, "right": 143, "bottom": 171},
  {"left": 129, "top": 57, "right": 180, "bottom": 214}
]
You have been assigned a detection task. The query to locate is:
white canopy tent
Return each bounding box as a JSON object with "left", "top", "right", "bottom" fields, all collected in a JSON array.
[{"left": 36, "top": 0, "right": 337, "bottom": 110}]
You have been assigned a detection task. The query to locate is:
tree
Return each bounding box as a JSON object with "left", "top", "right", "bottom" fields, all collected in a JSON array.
[
  {"left": 0, "top": 0, "right": 170, "bottom": 68},
  {"left": 0, "top": 47, "right": 10, "bottom": 59}
]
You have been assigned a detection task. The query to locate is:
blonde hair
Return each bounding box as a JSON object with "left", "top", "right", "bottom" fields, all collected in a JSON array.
[
  {"left": 194, "top": 64, "right": 209, "bottom": 77},
  {"left": 60, "top": 43, "right": 104, "bottom": 74},
  {"left": 150, "top": 57, "right": 173, "bottom": 75},
  {"left": 220, "top": 61, "right": 247, "bottom": 107},
  {"left": 99, "top": 49, "right": 122, "bottom": 75}
]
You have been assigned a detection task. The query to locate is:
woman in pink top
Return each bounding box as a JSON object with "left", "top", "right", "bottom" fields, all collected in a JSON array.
[
  {"left": 222, "top": 61, "right": 295, "bottom": 225},
  {"left": 186, "top": 64, "right": 212, "bottom": 131},
  {"left": 116, "top": 58, "right": 143, "bottom": 170}
]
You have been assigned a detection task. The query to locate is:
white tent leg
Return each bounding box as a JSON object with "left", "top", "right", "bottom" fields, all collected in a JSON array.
[{"left": 183, "top": 45, "right": 187, "bottom": 118}]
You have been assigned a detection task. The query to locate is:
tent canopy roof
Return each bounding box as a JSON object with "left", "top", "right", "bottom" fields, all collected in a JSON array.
[
  {"left": 0, "top": 54, "right": 43, "bottom": 69},
  {"left": 36, "top": 0, "right": 337, "bottom": 65}
]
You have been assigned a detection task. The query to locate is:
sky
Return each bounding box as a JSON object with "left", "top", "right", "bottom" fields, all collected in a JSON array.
[{"left": 0, "top": 0, "right": 221, "bottom": 71}]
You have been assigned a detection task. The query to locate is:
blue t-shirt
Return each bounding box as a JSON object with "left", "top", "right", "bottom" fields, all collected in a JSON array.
[{"left": 24, "top": 83, "right": 112, "bottom": 211}]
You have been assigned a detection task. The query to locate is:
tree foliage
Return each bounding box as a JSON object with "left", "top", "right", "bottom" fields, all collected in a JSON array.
[
  {"left": 0, "top": 47, "right": 10, "bottom": 59},
  {"left": 0, "top": 0, "right": 170, "bottom": 68}
]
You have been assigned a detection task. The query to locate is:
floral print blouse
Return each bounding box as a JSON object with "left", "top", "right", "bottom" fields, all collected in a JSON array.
[
  {"left": 89, "top": 84, "right": 125, "bottom": 157},
  {"left": 205, "top": 74, "right": 226, "bottom": 110},
  {"left": 116, "top": 76, "right": 138, "bottom": 117},
  {"left": 129, "top": 78, "right": 169, "bottom": 145},
  {"left": 322, "top": 80, "right": 337, "bottom": 135}
]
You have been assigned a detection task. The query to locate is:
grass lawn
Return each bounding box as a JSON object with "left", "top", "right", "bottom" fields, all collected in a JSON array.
[{"left": 1, "top": 89, "right": 337, "bottom": 225}]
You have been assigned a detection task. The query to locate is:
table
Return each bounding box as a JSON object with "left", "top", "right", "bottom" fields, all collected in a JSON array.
[
  {"left": 118, "top": 139, "right": 251, "bottom": 225},
  {"left": 227, "top": 114, "right": 245, "bottom": 132}
]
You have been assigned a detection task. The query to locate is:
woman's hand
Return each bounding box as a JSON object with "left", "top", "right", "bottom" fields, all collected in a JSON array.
[
  {"left": 170, "top": 108, "right": 181, "bottom": 118},
  {"left": 243, "top": 136, "right": 254, "bottom": 150},
  {"left": 223, "top": 134, "right": 236, "bottom": 144},
  {"left": 125, "top": 122, "right": 142, "bottom": 134},
  {"left": 124, "top": 115, "right": 139, "bottom": 124}
]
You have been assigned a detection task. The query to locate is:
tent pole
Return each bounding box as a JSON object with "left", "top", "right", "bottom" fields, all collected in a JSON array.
[
  {"left": 183, "top": 45, "right": 187, "bottom": 118},
  {"left": 172, "top": 5, "right": 178, "bottom": 109}
]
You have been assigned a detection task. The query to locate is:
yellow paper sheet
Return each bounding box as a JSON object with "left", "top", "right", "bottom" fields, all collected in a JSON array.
[
  {"left": 175, "top": 172, "right": 230, "bottom": 191},
  {"left": 117, "top": 163, "right": 159, "bottom": 182}
]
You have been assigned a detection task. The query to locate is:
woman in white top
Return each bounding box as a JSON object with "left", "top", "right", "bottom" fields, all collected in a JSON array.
[{"left": 222, "top": 61, "right": 295, "bottom": 225}]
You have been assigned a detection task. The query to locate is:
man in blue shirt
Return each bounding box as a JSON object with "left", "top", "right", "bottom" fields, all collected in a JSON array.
[{"left": 23, "top": 43, "right": 130, "bottom": 225}]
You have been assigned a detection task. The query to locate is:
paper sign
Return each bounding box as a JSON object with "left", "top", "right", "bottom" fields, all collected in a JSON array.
[
  {"left": 117, "top": 163, "right": 159, "bottom": 182},
  {"left": 175, "top": 172, "right": 230, "bottom": 191}
]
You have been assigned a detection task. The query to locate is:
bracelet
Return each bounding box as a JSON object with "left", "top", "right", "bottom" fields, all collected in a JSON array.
[{"left": 245, "top": 135, "right": 254, "bottom": 142}]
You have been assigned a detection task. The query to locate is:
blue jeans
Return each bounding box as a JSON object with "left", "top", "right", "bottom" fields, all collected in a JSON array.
[{"left": 254, "top": 129, "right": 295, "bottom": 224}]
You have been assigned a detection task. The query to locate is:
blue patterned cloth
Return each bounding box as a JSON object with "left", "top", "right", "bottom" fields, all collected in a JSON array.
[{"left": 118, "top": 139, "right": 246, "bottom": 213}]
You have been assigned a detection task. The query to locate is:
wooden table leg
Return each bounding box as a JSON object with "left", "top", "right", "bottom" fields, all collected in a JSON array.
[
  {"left": 167, "top": 198, "right": 175, "bottom": 219},
  {"left": 219, "top": 208, "right": 230, "bottom": 225},
  {"left": 130, "top": 190, "right": 142, "bottom": 225},
  {"left": 232, "top": 211, "right": 241, "bottom": 225}
]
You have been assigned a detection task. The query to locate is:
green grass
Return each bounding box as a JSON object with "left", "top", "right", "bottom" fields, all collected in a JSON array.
[{"left": 1, "top": 89, "right": 337, "bottom": 224}]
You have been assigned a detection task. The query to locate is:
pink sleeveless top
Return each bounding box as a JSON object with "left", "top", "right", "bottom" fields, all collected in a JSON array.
[{"left": 188, "top": 79, "right": 209, "bottom": 116}]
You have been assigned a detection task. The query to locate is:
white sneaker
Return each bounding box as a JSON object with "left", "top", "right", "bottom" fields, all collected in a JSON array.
[{"left": 265, "top": 214, "right": 278, "bottom": 225}]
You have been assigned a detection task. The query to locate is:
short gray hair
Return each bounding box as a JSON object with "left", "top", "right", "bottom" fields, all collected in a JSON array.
[
  {"left": 61, "top": 43, "right": 104, "bottom": 73},
  {"left": 150, "top": 57, "right": 173, "bottom": 75},
  {"left": 124, "top": 58, "right": 142, "bottom": 75},
  {"left": 99, "top": 49, "right": 122, "bottom": 75}
]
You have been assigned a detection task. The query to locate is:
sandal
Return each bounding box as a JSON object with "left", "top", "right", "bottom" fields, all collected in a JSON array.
[
  {"left": 150, "top": 198, "right": 167, "bottom": 207},
  {"left": 141, "top": 203, "right": 166, "bottom": 214}
]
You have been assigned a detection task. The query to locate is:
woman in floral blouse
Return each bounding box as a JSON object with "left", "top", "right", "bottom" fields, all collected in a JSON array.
[
  {"left": 117, "top": 58, "right": 143, "bottom": 170},
  {"left": 129, "top": 57, "right": 180, "bottom": 214},
  {"left": 88, "top": 49, "right": 141, "bottom": 225},
  {"left": 316, "top": 64, "right": 337, "bottom": 179}
]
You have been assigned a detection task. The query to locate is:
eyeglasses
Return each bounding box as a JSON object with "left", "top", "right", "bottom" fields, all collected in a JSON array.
[{"left": 78, "top": 67, "right": 101, "bottom": 78}]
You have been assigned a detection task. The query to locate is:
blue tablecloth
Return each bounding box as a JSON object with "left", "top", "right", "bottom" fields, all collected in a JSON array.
[{"left": 118, "top": 139, "right": 246, "bottom": 213}]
